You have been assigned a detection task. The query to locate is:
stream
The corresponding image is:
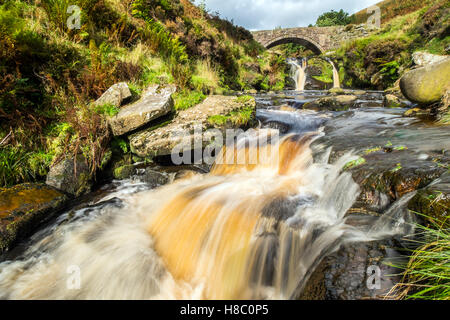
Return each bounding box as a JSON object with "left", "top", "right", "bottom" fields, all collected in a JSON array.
[{"left": 0, "top": 90, "right": 449, "bottom": 299}]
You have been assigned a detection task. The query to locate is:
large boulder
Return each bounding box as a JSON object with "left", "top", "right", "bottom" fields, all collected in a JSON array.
[
  {"left": 129, "top": 95, "right": 256, "bottom": 159},
  {"left": 400, "top": 58, "right": 450, "bottom": 105},
  {"left": 412, "top": 51, "right": 448, "bottom": 66},
  {"left": 94, "top": 82, "right": 131, "bottom": 108},
  {"left": 303, "top": 95, "right": 358, "bottom": 111},
  {"left": 108, "top": 84, "right": 176, "bottom": 136},
  {"left": 0, "top": 183, "right": 68, "bottom": 253},
  {"left": 46, "top": 155, "right": 92, "bottom": 196}
]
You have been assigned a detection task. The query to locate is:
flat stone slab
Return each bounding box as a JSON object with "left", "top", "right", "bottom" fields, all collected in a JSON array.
[
  {"left": 0, "top": 183, "right": 68, "bottom": 253},
  {"left": 129, "top": 95, "right": 256, "bottom": 158},
  {"left": 109, "top": 85, "right": 176, "bottom": 136},
  {"left": 94, "top": 82, "right": 131, "bottom": 108}
]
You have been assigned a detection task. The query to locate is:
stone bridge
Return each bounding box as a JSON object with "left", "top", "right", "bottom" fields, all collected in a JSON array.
[{"left": 252, "top": 24, "right": 373, "bottom": 54}]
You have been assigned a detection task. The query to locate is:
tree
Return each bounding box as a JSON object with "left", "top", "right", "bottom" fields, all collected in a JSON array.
[{"left": 315, "top": 9, "right": 351, "bottom": 27}]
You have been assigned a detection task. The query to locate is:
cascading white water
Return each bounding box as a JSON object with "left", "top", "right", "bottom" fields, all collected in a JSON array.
[
  {"left": 0, "top": 126, "right": 415, "bottom": 300},
  {"left": 288, "top": 58, "right": 307, "bottom": 91},
  {"left": 326, "top": 58, "right": 340, "bottom": 88}
]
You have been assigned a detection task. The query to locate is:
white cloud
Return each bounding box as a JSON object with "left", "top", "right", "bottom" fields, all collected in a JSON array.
[{"left": 194, "top": 0, "right": 380, "bottom": 30}]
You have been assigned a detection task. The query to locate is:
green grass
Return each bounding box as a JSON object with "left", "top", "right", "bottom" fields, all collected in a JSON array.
[
  {"left": 94, "top": 103, "right": 120, "bottom": 116},
  {"left": 173, "top": 90, "right": 206, "bottom": 110},
  {"left": 0, "top": 146, "right": 53, "bottom": 187},
  {"left": 390, "top": 214, "right": 450, "bottom": 300},
  {"left": 207, "top": 104, "right": 254, "bottom": 127}
]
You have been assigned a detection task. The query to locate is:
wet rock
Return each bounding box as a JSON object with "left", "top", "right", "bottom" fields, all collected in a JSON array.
[
  {"left": 353, "top": 90, "right": 367, "bottom": 96},
  {"left": 299, "top": 239, "right": 405, "bottom": 300},
  {"left": 350, "top": 154, "right": 445, "bottom": 212},
  {"left": 303, "top": 95, "right": 358, "bottom": 111},
  {"left": 130, "top": 95, "right": 256, "bottom": 159},
  {"left": 322, "top": 241, "right": 403, "bottom": 300},
  {"left": 328, "top": 88, "right": 345, "bottom": 95},
  {"left": 113, "top": 164, "right": 136, "bottom": 180},
  {"left": 437, "top": 90, "right": 449, "bottom": 123},
  {"left": 412, "top": 51, "right": 448, "bottom": 67},
  {"left": 94, "top": 82, "right": 131, "bottom": 108},
  {"left": 141, "top": 168, "right": 170, "bottom": 187},
  {"left": 173, "top": 170, "right": 200, "bottom": 181},
  {"left": 108, "top": 84, "right": 176, "bottom": 136},
  {"left": 400, "top": 58, "right": 450, "bottom": 105},
  {"left": 0, "top": 183, "right": 68, "bottom": 253},
  {"left": 408, "top": 171, "right": 450, "bottom": 227},
  {"left": 46, "top": 155, "right": 92, "bottom": 196},
  {"left": 384, "top": 94, "right": 408, "bottom": 108}
]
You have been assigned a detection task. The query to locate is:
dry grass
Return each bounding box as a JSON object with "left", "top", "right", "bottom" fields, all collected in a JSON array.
[
  {"left": 192, "top": 59, "right": 220, "bottom": 93},
  {"left": 351, "top": 0, "right": 437, "bottom": 25}
]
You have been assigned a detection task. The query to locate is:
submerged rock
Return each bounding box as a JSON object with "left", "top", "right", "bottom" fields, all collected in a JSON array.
[
  {"left": 129, "top": 95, "right": 256, "bottom": 159},
  {"left": 94, "top": 82, "right": 131, "bottom": 108},
  {"left": 46, "top": 155, "right": 92, "bottom": 196},
  {"left": 400, "top": 58, "right": 450, "bottom": 105},
  {"left": 108, "top": 84, "right": 176, "bottom": 136},
  {"left": 0, "top": 183, "right": 68, "bottom": 253},
  {"left": 303, "top": 95, "right": 358, "bottom": 111}
]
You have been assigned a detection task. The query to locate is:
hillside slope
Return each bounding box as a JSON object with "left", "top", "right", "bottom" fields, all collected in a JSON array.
[
  {"left": 334, "top": 0, "right": 449, "bottom": 90},
  {"left": 351, "top": 0, "right": 434, "bottom": 25},
  {"left": 0, "top": 0, "right": 287, "bottom": 187}
]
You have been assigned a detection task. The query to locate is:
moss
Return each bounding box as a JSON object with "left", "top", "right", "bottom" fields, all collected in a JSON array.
[
  {"left": 408, "top": 189, "right": 450, "bottom": 227},
  {"left": 0, "top": 183, "right": 68, "bottom": 252},
  {"left": 344, "top": 157, "right": 366, "bottom": 170},
  {"left": 113, "top": 164, "right": 136, "bottom": 180},
  {"left": 94, "top": 103, "right": 120, "bottom": 116}
]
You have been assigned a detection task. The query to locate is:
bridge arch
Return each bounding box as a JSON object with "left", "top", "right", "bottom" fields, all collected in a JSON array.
[{"left": 264, "top": 36, "right": 324, "bottom": 55}]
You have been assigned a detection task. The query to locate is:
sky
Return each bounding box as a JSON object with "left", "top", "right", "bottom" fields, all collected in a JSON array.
[{"left": 194, "top": 0, "right": 381, "bottom": 31}]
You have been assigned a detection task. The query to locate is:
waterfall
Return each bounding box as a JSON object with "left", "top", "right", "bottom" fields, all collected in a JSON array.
[
  {"left": 288, "top": 58, "right": 307, "bottom": 91},
  {"left": 0, "top": 128, "right": 414, "bottom": 300},
  {"left": 324, "top": 58, "right": 340, "bottom": 88}
]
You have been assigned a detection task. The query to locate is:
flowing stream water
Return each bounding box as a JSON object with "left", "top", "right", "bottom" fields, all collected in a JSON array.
[{"left": 1, "top": 90, "right": 448, "bottom": 300}]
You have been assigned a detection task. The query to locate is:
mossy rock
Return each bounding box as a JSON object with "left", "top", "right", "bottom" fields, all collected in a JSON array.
[
  {"left": 328, "top": 87, "right": 345, "bottom": 95},
  {"left": 384, "top": 94, "right": 408, "bottom": 108},
  {"left": 400, "top": 58, "right": 450, "bottom": 105},
  {"left": 408, "top": 172, "right": 450, "bottom": 227},
  {"left": 303, "top": 95, "right": 358, "bottom": 111},
  {"left": 46, "top": 154, "right": 92, "bottom": 196},
  {"left": 113, "top": 164, "right": 136, "bottom": 180},
  {"left": 0, "top": 183, "right": 68, "bottom": 253}
]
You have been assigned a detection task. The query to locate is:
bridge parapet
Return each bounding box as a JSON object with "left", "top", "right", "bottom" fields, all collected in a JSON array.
[{"left": 252, "top": 24, "right": 374, "bottom": 53}]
